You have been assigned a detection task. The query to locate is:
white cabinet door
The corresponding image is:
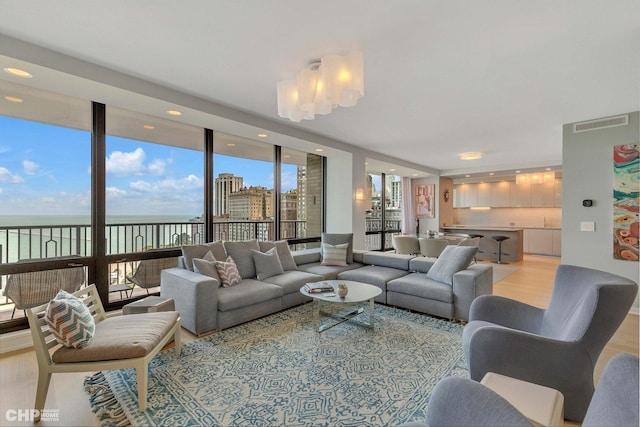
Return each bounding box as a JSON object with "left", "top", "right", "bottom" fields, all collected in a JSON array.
[
  {"left": 526, "top": 229, "right": 553, "bottom": 254},
  {"left": 477, "top": 183, "right": 491, "bottom": 206},
  {"left": 511, "top": 182, "right": 531, "bottom": 207},
  {"left": 552, "top": 229, "right": 562, "bottom": 256},
  {"left": 464, "top": 183, "right": 478, "bottom": 207},
  {"left": 531, "top": 182, "right": 555, "bottom": 207},
  {"left": 454, "top": 185, "right": 465, "bottom": 208},
  {"left": 491, "top": 181, "right": 511, "bottom": 207}
]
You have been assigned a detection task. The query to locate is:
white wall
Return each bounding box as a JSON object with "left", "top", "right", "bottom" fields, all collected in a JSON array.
[
  {"left": 325, "top": 152, "right": 354, "bottom": 233},
  {"left": 562, "top": 111, "right": 639, "bottom": 311}
]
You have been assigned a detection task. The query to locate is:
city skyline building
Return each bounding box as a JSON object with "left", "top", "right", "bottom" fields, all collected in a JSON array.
[{"left": 215, "top": 173, "right": 243, "bottom": 217}]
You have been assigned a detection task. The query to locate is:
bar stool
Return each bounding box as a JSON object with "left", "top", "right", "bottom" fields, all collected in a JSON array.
[{"left": 491, "top": 235, "right": 510, "bottom": 264}]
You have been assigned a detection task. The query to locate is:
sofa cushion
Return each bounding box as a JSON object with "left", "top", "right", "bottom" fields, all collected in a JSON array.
[
  {"left": 337, "top": 265, "right": 409, "bottom": 288},
  {"left": 45, "top": 290, "right": 95, "bottom": 349},
  {"left": 217, "top": 279, "right": 283, "bottom": 312},
  {"left": 322, "top": 232, "right": 354, "bottom": 263},
  {"left": 252, "top": 247, "right": 284, "bottom": 280},
  {"left": 409, "top": 257, "right": 436, "bottom": 273},
  {"left": 215, "top": 257, "right": 242, "bottom": 287},
  {"left": 296, "top": 262, "right": 364, "bottom": 280},
  {"left": 293, "top": 248, "right": 322, "bottom": 266},
  {"left": 263, "top": 270, "right": 325, "bottom": 295},
  {"left": 224, "top": 240, "right": 260, "bottom": 279},
  {"left": 259, "top": 240, "right": 297, "bottom": 271},
  {"left": 181, "top": 241, "right": 226, "bottom": 271},
  {"left": 387, "top": 272, "right": 454, "bottom": 303},
  {"left": 426, "top": 246, "right": 478, "bottom": 285},
  {"left": 362, "top": 252, "right": 414, "bottom": 270},
  {"left": 192, "top": 251, "right": 221, "bottom": 284},
  {"left": 321, "top": 242, "right": 349, "bottom": 266}
]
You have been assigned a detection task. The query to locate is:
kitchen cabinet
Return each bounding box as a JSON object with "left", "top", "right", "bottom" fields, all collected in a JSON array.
[
  {"left": 453, "top": 185, "right": 464, "bottom": 208},
  {"left": 464, "top": 183, "right": 478, "bottom": 207},
  {"left": 523, "top": 228, "right": 561, "bottom": 256},
  {"left": 510, "top": 182, "right": 531, "bottom": 207},
  {"left": 477, "top": 183, "right": 491, "bottom": 206},
  {"left": 490, "top": 181, "right": 511, "bottom": 207},
  {"left": 531, "top": 182, "right": 555, "bottom": 207}
]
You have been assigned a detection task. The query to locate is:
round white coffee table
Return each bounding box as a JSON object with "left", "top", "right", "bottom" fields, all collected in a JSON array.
[{"left": 300, "top": 280, "right": 382, "bottom": 332}]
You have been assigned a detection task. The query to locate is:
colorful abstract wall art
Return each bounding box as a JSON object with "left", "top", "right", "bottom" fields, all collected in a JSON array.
[
  {"left": 415, "top": 184, "right": 435, "bottom": 218},
  {"left": 613, "top": 143, "right": 639, "bottom": 261}
]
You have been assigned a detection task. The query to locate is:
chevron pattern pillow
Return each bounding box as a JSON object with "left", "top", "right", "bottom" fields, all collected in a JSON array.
[
  {"left": 215, "top": 257, "right": 242, "bottom": 287},
  {"left": 45, "top": 290, "right": 95, "bottom": 348}
]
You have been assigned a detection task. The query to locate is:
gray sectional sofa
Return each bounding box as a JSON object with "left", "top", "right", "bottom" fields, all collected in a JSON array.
[{"left": 160, "top": 236, "right": 493, "bottom": 336}]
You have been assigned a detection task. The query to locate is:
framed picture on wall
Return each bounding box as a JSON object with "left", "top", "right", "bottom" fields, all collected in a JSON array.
[{"left": 415, "top": 184, "right": 435, "bottom": 218}]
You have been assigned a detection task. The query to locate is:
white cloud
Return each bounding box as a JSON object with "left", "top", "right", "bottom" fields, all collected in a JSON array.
[
  {"left": 22, "top": 160, "right": 40, "bottom": 176},
  {"left": 129, "top": 174, "right": 203, "bottom": 193},
  {"left": 0, "top": 167, "right": 24, "bottom": 183},
  {"left": 281, "top": 171, "right": 298, "bottom": 192},
  {"left": 148, "top": 159, "right": 166, "bottom": 175},
  {"left": 106, "top": 148, "right": 147, "bottom": 176},
  {"left": 106, "top": 186, "right": 127, "bottom": 198}
]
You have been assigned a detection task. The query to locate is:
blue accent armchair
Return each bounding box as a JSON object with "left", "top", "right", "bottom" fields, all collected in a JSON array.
[{"left": 462, "top": 265, "right": 638, "bottom": 421}]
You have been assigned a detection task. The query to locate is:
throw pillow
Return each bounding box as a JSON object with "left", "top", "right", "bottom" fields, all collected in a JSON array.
[
  {"left": 259, "top": 240, "right": 297, "bottom": 271},
  {"left": 252, "top": 247, "right": 285, "bottom": 280},
  {"left": 426, "top": 245, "right": 478, "bottom": 285},
  {"left": 181, "top": 241, "right": 226, "bottom": 272},
  {"left": 322, "top": 233, "right": 354, "bottom": 264},
  {"left": 224, "top": 240, "right": 260, "bottom": 279},
  {"left": 321, "top": 242, "right": 349, "bottom": 266},
  {"left": 45, "top": 290, "right": 95, "bottom": 348},
  {"left": 192, "top": 251, "right": 222, "bottom": 285},
  {"left": 215, "top": 256, "right": 242, "bottom": 287}
]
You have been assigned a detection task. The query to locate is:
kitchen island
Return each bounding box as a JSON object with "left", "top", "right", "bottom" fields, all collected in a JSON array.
[{"left": 441, "top": 226, "right": 524, "bottom": 263}]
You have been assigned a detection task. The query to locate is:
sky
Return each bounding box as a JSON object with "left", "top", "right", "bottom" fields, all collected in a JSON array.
[{"left": 0, "top": 116, "right": 298, "bottom": 217}]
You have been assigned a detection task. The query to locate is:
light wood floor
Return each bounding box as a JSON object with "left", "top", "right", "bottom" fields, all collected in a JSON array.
[{"left": 0, "top": 255, "right": 637, "bottom": 426}]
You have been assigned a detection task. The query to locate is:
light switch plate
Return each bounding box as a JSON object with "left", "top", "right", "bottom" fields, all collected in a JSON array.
[{"left": 580, "top": 221, "right": 595, "bottom": 232}]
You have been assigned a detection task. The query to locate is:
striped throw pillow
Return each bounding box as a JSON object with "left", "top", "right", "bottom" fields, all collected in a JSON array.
[
  {"left": 45, "top": 290, "right": 95, "bottom": 348},
  {"left": 215, "top": 256, "right": 242, "bottom": 287},
  {"left": 321, "top": 243, "right": 349, "bottom": 266}
]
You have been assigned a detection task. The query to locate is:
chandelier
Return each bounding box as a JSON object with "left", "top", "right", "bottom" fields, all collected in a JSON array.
[{"left": 277, "top": 51, "right": 364, "bottom": 122}]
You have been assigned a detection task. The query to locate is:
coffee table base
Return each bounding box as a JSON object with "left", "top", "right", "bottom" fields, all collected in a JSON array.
[{"left": 314, "top": 298, "right": 376, "bottom": 333}]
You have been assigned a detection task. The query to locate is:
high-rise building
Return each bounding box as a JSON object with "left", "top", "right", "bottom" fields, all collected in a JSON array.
[
  {"left": 296, "top": 166, "right": 307, "bottom": 220},
  {"left": 391, "top": 180, "right": 402, "bottom": 208},
  {"left": 228, "top": 186, "right": 272, "bottom": 221},
  {"left": 215, "top": 173, "right": 243, "bottom": 216}
]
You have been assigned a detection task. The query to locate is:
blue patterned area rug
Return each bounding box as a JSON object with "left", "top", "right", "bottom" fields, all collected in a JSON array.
[{"left": 85, "top": 303, "right": 467, "bottom": 426}]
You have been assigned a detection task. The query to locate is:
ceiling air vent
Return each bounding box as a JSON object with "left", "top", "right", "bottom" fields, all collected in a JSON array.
[{"left": 573, "top": 114, "right": 629, "bottom": 133}]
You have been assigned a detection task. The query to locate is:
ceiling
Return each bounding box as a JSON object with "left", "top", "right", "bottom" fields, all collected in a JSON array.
[{"left": 0, "top": 1, "right": 638, "bottom": 178}]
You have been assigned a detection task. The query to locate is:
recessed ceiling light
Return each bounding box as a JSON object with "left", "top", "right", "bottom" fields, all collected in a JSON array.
[
  {"left": 516, "top": 170, "right": 521, "bottom": 173},
  {"left": 389, "top": 168, "right": 396, "bottom": 172},
  {"left": 4, "top": 95, "right": 23, "bottom": 103},
  {"left": 489, "top": 172, "right": 494, "bottom": 176},
  {"left": 257, "top": 133, "right": 268, "bottom": 138},
  {"left": 465, "top": 175, "right": 471, "bottom": 178},
  {"left": 412, "top": 173, "right": 418, "bottom": 177},
  {"left": 365, "top": 162, "right": 368, "bottom": 165},
  {"left": 545, "top": 167, "right": 552, "bottom": 171},
  {"left": 143, "top": 125, "right": 155, "bottom": 130},
  {"left": 315, "top": 148, "right": 324, "bottom": 152},
  {"left": 226, "top": 143, "right": 236, "bottom": 147},
  {"left": 166, "top": 110, "right": 182, "bottom": 116},
  {"left": 4, "top": 67, "right": 33, "bottom": 78},
  {"left": 283, "top": 155, "right": 291, "bottom": 158},
  {"left": 459, "top": 152, "right": 483, "bottom": 160}
]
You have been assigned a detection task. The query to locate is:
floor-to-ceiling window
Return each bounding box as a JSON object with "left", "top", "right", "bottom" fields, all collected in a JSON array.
[
  {"left": 104, "top": 106, "right": 203, "bottom": 302},
  {"left": 0, "top": 80, "right": 91, "bottom": 325},
  {"left": 365, "top": 172, "right": 403, "bottom": 251}
]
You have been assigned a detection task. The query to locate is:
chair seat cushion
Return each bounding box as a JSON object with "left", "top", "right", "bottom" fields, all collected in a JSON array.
[{"left": 52, "top": 311, "right": 179, "bottom": 363}]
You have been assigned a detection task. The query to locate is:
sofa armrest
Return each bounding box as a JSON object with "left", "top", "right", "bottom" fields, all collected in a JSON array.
[
  {"left": 452, "top": 264, "right": 493, "bottom": 321},
  {"left": 161, "top": 268, "right": 219, "bottom": 335}
]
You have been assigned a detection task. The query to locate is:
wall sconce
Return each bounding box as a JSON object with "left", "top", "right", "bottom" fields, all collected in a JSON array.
[
  {"left": 443, "top": 189, "right": 450, "bottom": 202},
  {"left": 355, "top": 187, "right": 365, "bottom": 201}
]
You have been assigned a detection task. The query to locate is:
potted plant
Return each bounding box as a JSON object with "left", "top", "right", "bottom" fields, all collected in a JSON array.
[{"left": 337, "top": 283, "right": 349, "bottom": 298}]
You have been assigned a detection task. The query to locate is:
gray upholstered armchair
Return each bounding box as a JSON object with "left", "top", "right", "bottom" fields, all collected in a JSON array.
[
  {"left": 407, "top": 352, "right": 639, "bottom": 427},
  {"left": 462, "top": 265, "right": 638, "bottom": 421}
]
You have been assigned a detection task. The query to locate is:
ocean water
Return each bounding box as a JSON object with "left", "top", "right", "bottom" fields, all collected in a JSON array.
[{"left": 0, "top": 215, "right": 199, "bottom": 263}]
